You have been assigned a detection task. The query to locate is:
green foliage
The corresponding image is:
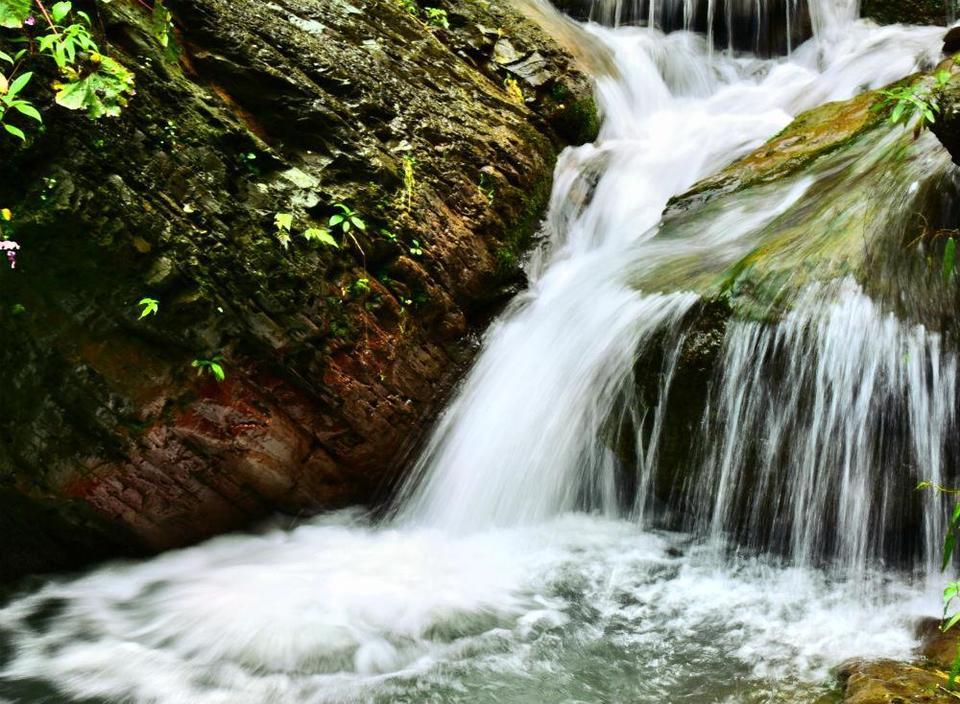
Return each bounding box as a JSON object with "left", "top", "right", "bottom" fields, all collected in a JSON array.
[
  {"left": 944, "top": 237, "right": 957, "bottom": 283},
  {"left": 274, "top": 211, "right": 293, "bottom": 249},
  {"left": 151, "top": 0, "right": 174, "bottom": 52},
  {"left": 918, "top": 481, "right": 960, "bottom": 688},
  {"left": 0, "top": 0, "right": 136, "bottom": 139},
  {"left": 192, "top": 354, "right": 226, "bottom": 382},
  {"left": 478, "top": 172, "right": 495, "bottom": 204},
  {"left": 303, "top": 227, "right": 339, "bottom": 248},
  {"left": 0, "top": 67, "right": 40, "bottom": 140},
  {"left": 275, "top": 212, "right": 340, "bottom": 249},
  {"left": 408, "top": 239, "right": 423, "bottom": 256},
  {"left": 401, "top": 155, "right": 416, "bottom": 209},
  {"left": 398, "top": 0, "right": 418, "bottom": 16},
  {"left": 423, "top": 6, "right": 448, "bottom": 28},
  {"left": 0, "top": 0, "right": 31, "bottom": 28},
  {"left": 873, "top": 71, "right": 952, "bottom": 134},
  {"left": 329, "top": 203, "right": 366, "bottom": 234},
  {"left": 56, "top": 54, "right": 135, "bottom": 118},
  {"left": 137, "top": 297, "right": 159, "bottom": 319},
  {"left": 351, "top": 277, "right": 371, "bottom": 296}
]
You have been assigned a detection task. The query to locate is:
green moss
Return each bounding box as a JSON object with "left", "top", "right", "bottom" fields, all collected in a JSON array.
[{"left": 552, "top": 95, "right": 600, "bottom": 145}]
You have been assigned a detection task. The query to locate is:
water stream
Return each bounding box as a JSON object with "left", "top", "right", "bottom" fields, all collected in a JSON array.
[{"left": 0, "top": 3, "right": 953, "bottom": 703}]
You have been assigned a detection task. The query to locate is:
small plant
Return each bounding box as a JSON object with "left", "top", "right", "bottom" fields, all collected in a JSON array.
[
  {"left": 351, "top": 277, "right": 371, "bottom": 296},
  {"left": 379, "top": 228, "right": 398, "bottom": 242},
  {"left": 478, "top": 172, "right": 495, "bottom": 204},
  {"left": 944, "top": 237, "right": 957, "bottom": 283},
  {"left": 919, "top": 481, "right": 960, "bottom": 689},
  {"left": 274, "top": 211, "right": 293, "bottom": 249},
  {"left": 401, "top": 155, "right": 416, "bottom": 209},
  {"left": 303, "top": 227, "right": 339, "bottom": 248},
  {"left": 409, "top": 239, "right": 423, "bottom": 257},
  {"left": 0, "top": 207, "right": 19, "bottom": 268},
  {"left": 398, "top": 0, "right": 418, "bottom": 16},
  {"left": 0, "top": 0, "right": 136, "bottom": 140},
  {"left": 137, "top": 297, "right": 159, "bottom": 319},
  {"left": 874, "top": 70, "right": 952, "bottom": 136},
  {"left": 423, "top": 7, "right": 448, "bottom": 28},
  {"left": 329, "top": 203, "right": 366, "bottom": 234},
  {"left": 0, "top": 67, "right": 40, "bottom": 140},
  {"left": 503, "top": 77, "right": 524, "bottom": 106},
  {"left": 192, "top": 354, "right": 226, "bottom": 382}
]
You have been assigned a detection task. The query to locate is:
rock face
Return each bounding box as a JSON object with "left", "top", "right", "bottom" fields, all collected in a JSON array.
[
  {"left": 862, "top": 0, "right": 947, "bottom": 26},
  {"left": 0, "top": 0, "right": 596, "bottom": 579},
  {"left": 837, "top": 620, "right": 960, "bottom": 704}
]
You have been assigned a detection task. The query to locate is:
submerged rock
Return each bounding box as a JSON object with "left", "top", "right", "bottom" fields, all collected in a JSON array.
[{"left": 0, "top": 0, "right": 596, "bottom": 579}]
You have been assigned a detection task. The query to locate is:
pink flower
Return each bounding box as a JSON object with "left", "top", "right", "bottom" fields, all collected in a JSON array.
[{"left": 1, "top": 240, "right": 20, "bottom": 269}]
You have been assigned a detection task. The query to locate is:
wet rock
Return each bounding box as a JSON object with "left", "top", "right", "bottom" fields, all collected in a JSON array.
[
  {"left": 836, "top": 621, "right": 960, "bottom": 704},
  {"left": 0, "top": 0, "right": 596, "bottom": 580},
  {"left": 862, "top": 0, "right": 947, "bottom": 26},
  {"left": 944, "top": 26, "right": 960, "bottom": 55}
]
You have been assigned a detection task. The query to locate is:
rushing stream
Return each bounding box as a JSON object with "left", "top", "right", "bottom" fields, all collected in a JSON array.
[{"left": 0, "top": 2, "right": 955, "bottom": 703}]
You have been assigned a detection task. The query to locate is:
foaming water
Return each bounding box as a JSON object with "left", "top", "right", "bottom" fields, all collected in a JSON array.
[
  {"left": 0, "top": 513, "right": 938, "bottom": 703},
  {"left": 0, "top": 8, "right": 952, "bottom": 704}
]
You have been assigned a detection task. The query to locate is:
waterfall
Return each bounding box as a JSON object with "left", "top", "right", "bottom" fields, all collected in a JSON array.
[
  {"left": 554, "top": 0, "right": 870, "bottom": 54},
  {"left": 692, "top": 283, "right": 957, "bottom": 574},
  {"left": 0, "top": 4, "right": 952, "bottom": 703},
  {"left": 396, "top": 2, "right": 950, "bottom": 575}
]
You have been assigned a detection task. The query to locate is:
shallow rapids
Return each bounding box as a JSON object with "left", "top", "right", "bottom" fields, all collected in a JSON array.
[
  {"left": 0, "top": 5, "right": 953, "bottom": 704},
  {"left": 0, "top": 513, "right": 938, "bottom": 703}
]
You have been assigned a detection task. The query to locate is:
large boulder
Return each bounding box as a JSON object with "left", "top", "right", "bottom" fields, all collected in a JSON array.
[{"left": 0, "top": 0, "right": 597, "bottom": 579}]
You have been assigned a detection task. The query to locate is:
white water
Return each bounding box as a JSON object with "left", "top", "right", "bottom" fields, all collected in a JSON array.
[{"left": 0, "top": 5, "right": 951, "bottom": 703}]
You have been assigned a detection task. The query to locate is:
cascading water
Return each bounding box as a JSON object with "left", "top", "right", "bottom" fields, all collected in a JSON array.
[
  {"left": 556, "top": 0, "right": 865, "bottom": 54},
  {"left": 0, "top": 3, "right": 953, "bottom": 703}
]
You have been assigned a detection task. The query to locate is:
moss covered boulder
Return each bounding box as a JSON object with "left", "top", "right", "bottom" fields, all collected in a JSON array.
[
  {"left": 0, "top": 0, "right": 597, "bottom": 579},
  {"left": 836, "top": 620, "right": 960, "bottom": 704},
  {"left": 627, "top": 70, "right": 959, "bottom": 512}
]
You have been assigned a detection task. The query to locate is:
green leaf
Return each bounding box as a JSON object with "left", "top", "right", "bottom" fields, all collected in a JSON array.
[
  {"left": 11, "top": 101, "right": 41, "bottom": 122},
  {"left": 944, "top": 237, "right": 956, "bottom": 283},
  {"left": 946, "top": 610, "right": 960, "bottom": 633},
  {"left": 303, "top": 227, "right": 339, "bottom": 248},
  {"left": 0, "top": 0, "right": 31, "bottom": 28},
  {"left": 891, "top": 100, "right": 906, "bottom": 124},
  {"left": 6, "top": 71, "right": 31, "bottom": 99},
  {"left": 944, "top": 530, "right": 957, "bottom": 573},
  {"left": 210, "top": 363, "right": 225, "bottom": 382},
  {"left": 329, "top": 214, "right": 345, "bottom": 227},
  {"left": 3, "top": 123, "right": 25, "bottom": 140},
  {"left": 54, "top": 56, "right": 136, "bottom": 119},
  {"left": 342, "top": 220, "right": 351, "bottom": 233},
  {"left": 351, "top": 216, "right": 366, "bottom": 231},
  {"left": 0, "top": 51, "right": 14, "bottom": 65},
  {"left": 138, "top": 297, "right": 159, "bottom": 319},
  {"left": 950, "top": 649, "right": 960, "bottom": 690},
  {"left": 274, "top": 212, "right": 293, "bottom": 232},
  {"left": 51, "top": 1, "right": 72, "bottom": 23}
]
